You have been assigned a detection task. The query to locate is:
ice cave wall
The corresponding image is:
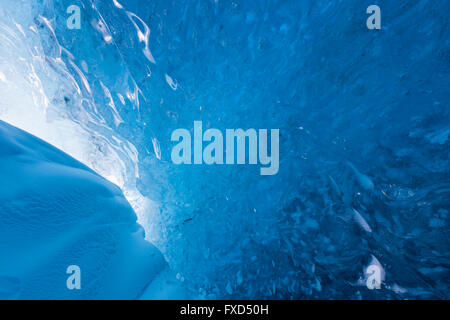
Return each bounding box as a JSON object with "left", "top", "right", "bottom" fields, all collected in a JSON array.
[{"left": 0, "top": 0, "right": 448, "bottom": 299}]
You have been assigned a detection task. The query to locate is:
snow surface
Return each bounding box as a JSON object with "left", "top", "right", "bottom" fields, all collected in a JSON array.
[{"left": 0, "top": 120, "right": 185, "bottom": 299}]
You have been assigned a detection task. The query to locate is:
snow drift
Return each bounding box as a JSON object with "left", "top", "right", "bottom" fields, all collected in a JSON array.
[{"left": 0, "top": 120, "right": 183, "bottom": 299}]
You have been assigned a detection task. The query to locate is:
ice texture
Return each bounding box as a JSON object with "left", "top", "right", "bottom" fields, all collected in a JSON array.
[{"left": 0, "top": 0, "right": 448, "bottom": 299}]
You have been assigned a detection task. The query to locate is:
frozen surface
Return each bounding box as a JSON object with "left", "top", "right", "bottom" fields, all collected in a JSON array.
[
  {"left": 0, "top": 119, "right": 187, "bottom": 299},
  {"left": 0, "top": 0, "right": 448, "bottom": 299}
]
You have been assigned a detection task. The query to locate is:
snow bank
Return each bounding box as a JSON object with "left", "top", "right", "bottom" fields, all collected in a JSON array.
[{"left": 0, "top": 120, "right": 183, "bottom": 299}]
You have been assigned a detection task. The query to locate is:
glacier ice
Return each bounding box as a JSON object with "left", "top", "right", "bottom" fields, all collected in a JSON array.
[{"left": 0, "top": 0, "right": 448, "bottom": 299}]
